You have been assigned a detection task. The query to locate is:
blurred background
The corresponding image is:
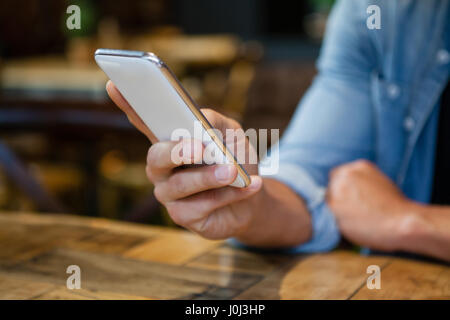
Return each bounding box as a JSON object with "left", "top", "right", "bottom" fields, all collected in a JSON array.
[{"left": 0, "top": 0, "right": 333, "bottom": 226}]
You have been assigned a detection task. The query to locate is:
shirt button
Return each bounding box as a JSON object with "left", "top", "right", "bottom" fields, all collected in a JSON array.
[
  {"left": 436, "top": 49, "right": 450, "bottom": 64},
  {"left": 387, "top": 84, "right": 400, "bottom": 99},
  {"left": 403, "top": 117, "right": 415, "bottom": 131}
]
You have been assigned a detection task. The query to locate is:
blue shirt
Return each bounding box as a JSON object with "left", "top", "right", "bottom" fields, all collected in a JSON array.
[{"left": 247, "top": 0, "right": 450, "bottom": 252}]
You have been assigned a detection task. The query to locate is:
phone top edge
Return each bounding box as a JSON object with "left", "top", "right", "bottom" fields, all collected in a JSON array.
[
  {"left": 95, "top": 48, "right": 146, "bottom": 58},
  {"left": 94, "top": 48, "right": 163, "bottom": 66}
]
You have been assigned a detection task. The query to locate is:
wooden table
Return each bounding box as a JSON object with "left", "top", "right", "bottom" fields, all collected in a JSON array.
[{"left": 0, "top": 212, "right": 448, "bottom": 300}]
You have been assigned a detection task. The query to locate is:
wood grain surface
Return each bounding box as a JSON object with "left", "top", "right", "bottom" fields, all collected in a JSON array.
[{"left": 0, "top": 212, "right": 448, "bottom": 300}]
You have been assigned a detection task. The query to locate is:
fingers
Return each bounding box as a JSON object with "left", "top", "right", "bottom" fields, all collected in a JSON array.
[
  {"left": 329, "top": 159, "right": 375, "bottom": 179},
  {"left": 154, "top": 164, "right": 238, "bottom": 202},
  {"left": 165, "top": 175, "right": 263, "bottom": 227},
  {"left": 106, "top": 81, "right": 156, "bottom": 142},
  {"left": 106, "top": 80, "right": 131, "bottom": 113},
  {"left": 146, "top": 139, "right": 204, "bottom": 182}
]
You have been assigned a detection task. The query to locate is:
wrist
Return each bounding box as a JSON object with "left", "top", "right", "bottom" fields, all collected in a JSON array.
[
  {"left": 233, "top": 178, "right": 268, "bottom": 239},
  {"left": 393, "top": 200, "right": 431, "bottom": 252},
  {"left": 233, "top": 178, "right": 312, "bottom": 248}
]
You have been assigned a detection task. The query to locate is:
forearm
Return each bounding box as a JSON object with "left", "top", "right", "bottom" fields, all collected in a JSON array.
[
  {"left": 234, "top": 178, "right": 312, "bottom": 248},
  {"left": 396, "top": 201, "right": 450, "bottom": 262}
]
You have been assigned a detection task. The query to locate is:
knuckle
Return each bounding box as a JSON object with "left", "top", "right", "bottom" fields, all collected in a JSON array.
[
  {"left": 147, "top": 145, "right": 160, "bottom": 166},
  {"left": 188, "top": 216, "right": 210, "bottom": 236},
  {"left": 196, "top": 218, "right": 210, "bottom": 235},
  {"left": 329, "top": 174, "right": 349, "bottom": 195},
  {"left": 334, "top": 177, "right": 350, "bottom": 191},
  {"left": 330, "top": 165, "right": 348, "bottom": 181},
  {"left": 153, "top": 185, "right": 165, "bottom": 203},
  {"left": 145, "top": 164, "right": 154, "bottom": 182},
  {"left": 168, "top": 172, "right": 192, "bottom": 195},
  {"left": 340, "top": 167, "right": 354, "bottom": 178},
  {"left": 336, "top": 163, "right": 359, "bottom": 178},
  {"left": 353, "top": 159, "right": 372, "bottom": 170}
]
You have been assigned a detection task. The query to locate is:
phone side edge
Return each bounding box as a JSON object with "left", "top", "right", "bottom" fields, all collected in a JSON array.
[{"left": 143, "top": 55, "right": 251, "bottom": 187}]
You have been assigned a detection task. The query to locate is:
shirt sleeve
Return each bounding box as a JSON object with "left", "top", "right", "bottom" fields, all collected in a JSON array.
[{"left": 256, "top": 0, "right": 377, "bottom": 252}]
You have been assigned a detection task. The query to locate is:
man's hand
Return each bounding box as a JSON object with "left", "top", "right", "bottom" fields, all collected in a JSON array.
[
  {"left": 107, "top": 80, "right": 313, "bottom": 247},
  {"left": 106, "top": 81, "right": 263, "bottom": 239},
  {"left": 326, "top": 160, "right": 415, "bottom": 251}
]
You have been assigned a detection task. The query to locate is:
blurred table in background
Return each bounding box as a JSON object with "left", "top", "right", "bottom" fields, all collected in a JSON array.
[
  {"left": 0, "top": 34, "right": 246, "bottom": 101},
  {"left": 0, "top": 212, "right": 448, "bottom": 300},
  {"left": 0, "top": 56, "right": 107, "bottom": 101}
]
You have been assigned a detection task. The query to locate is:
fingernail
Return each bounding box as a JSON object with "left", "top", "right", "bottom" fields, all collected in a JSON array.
[
  {"left": 248, "top": 176, "right": 262, "bottom": 190},
  {"left": 215, "top": 165, "right": 232, "bottom": 182}
]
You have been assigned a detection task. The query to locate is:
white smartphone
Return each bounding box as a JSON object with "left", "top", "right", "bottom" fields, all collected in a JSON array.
[{"left": 94, "top": 48, "right": 250, "bottom": 188}]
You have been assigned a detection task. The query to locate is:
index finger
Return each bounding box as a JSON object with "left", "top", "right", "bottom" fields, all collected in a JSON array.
[
  {"left": 146, "top": 139, "right": 204, "bottom": 181},
  {"left": 106, "top": 80, "right": 157, "bottom": 143}
]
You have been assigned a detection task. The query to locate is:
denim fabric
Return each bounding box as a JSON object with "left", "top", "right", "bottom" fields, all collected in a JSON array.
[{"left": 254, "top": 0, "right": 450, "bottom": 252}]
